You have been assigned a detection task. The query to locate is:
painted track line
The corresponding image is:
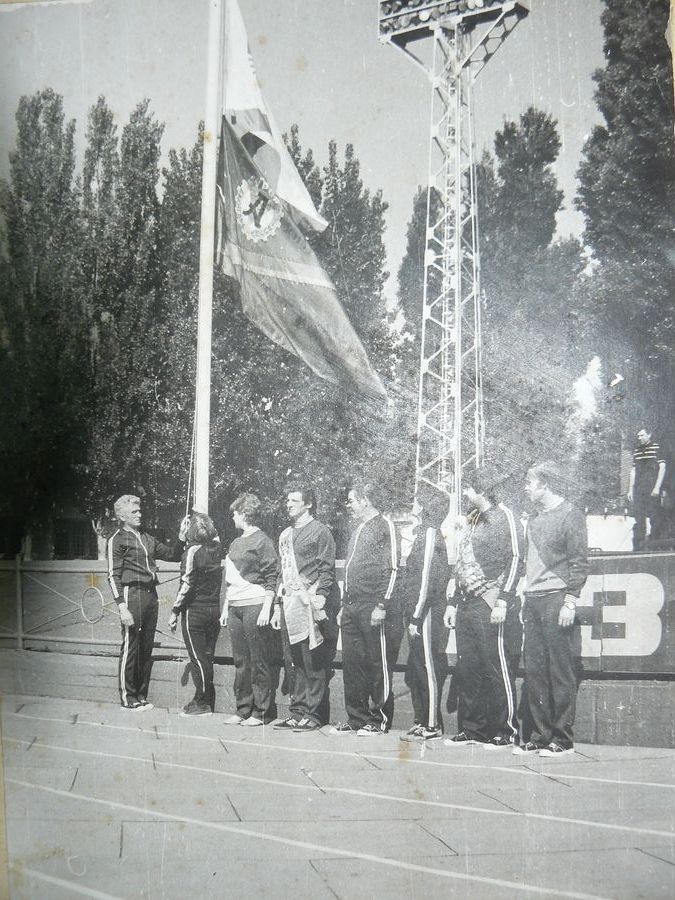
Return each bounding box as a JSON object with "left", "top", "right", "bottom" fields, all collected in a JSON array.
[
  {"left": 6, "top": 777, "right": 612, "bottom": 900},
  {"left": 6, "top": 736, "right": 675, "bottom": 841},
  {"left": 10, "top": 865, "right": 124, "bottom": 899},
  {"left": 6, "top": 709, "right": 675, "bottom": 792}
]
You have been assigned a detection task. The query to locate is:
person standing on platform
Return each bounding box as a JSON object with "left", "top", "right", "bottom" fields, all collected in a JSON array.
[
  {"left": 107, "top": 495, "right": 187, "bottom": 710},
  {"left": 330, "top": 481, "right": 401, "bottom": 736},
  {"left": 400, "top": 485, "right": 450, "bottom": 743},
  {"left": 628, "top": 428, "right": 667, "bottom": 550},
  {"left": 444, "top": 471, "right": 523, "bottom": 747},
  {"left": 271, "top": 484, "right": 338, "bottom": 732},
  {"left": 168, "top": 512, "right": 223, "bottom": 717},
  {"left": 220, "top": 493, "right": 280, "bottom": 727},
  {"left": 515, "top": 462, "right": 588, "bottom": 756}
]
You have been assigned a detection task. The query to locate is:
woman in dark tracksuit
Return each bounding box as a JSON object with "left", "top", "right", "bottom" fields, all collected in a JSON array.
[
  {"left": 168, "top": 513, "right": 223, "bottom": 716},
  {"left": 401, "top": 488, "right": 450, "bottom": 742}
]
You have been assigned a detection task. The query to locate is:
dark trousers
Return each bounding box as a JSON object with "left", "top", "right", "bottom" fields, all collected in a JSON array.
[
  {"left": 405, "top": 603, "right": 448, "bottom": 730},
  {"left": 633, "top": 493, "right": 662, "bottom": 550},
  {"left": 229, "top": 603, "right": 279, "bottom": 722},
  {"left": 341, "top": 598, "right": 403, "bottom": 731},
  {"left": 182, "top": 604, "right": 221, "bottom": 711},
  {"left": 118, "top": 586, "right": 158, "bottom": 705},
  {"left": 522, "top": 590, "right": 576, "bottom": 749},
  {"left": 281, "top": 608, "right": 329, "bottom": 726},
  {"left": 455, "top": 596, "right": 521, "bottom": 741}
]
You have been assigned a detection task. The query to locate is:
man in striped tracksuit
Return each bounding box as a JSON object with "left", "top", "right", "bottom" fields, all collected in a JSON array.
[
  {"left": 107, "top": 495, "right": 186, "bottom": 710},
  {"left": 444, "top": 470, "right": 523, "bottom": 747},
  {"left": 331, "top": 482, "right": 401, "bottom": 736},
  {"left": 400, "top": 485, "right": 451, "bottom": 742}
]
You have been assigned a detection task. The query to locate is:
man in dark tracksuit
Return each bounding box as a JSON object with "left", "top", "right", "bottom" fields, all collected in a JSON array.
[
  {"left": 445, "top": 475, "right": 523, "bottom": 747},
  {"left": 401, "top": 488, "right": 450, "bottom": 742},
  {"left": 107, "top": 495, "right": 186, "bottom": 710},
  {"left": 517, "top": 462, "right": 588, "bottom": 756},
  {"left": 333, "top": 482, "right": 401, "bottom": 735},
  {"left": 168, "top": 512, "right": 223, "bottom": 716}
]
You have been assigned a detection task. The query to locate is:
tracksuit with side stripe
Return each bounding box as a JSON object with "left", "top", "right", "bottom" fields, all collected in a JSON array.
[
  {"left": 453, "top": 503, "right": 523, "bottom": 743},
  {"left": 107, "top": 528, "right": 183, "bottom": 707},
  {"left": 404, "top": 525, "right": 450, "bottom": 731},
  {"left": 172, "top": 540, "right": 224, "bottom": 712},
  {"left": 341, "top": 514, "right": 401, "bottom": 731}
]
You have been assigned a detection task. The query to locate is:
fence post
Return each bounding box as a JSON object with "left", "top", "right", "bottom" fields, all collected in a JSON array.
[{"left": 15, "top": 554, "right": 23, "bottom": 650}]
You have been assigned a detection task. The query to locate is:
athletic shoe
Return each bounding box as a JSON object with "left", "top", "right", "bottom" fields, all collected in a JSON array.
[
  {"left": 240, "top": 716, "right": 263, "bottom": 727},
  {"left": 273, "top": 717, "right": 300, "bottom": 730},
  {"left": 329, "top": 722, "right": 356, "bottom": 734},
  {"left": 444, "top": 731, "right": 481, "bottom": 746},
  {"left": 356, "top": 724, "right": 382, "bottom": 737},
  {"left": 538, "top": 742, "right": 574, "bottom": 757},
  {"left": 293, "top": 718, "right": 320, "bottom": 732},
  {"left": 180, "top": 704, "right": 212, "bottom": 717},
  {"left": 138, "top": 697, "right": 153, "bottom": 708},
  {"left": 400, "top": 724, "right": 424, "bottom": 742},
  {"left": 418, "top": 726, "right": 442, "bottom": 740},
  {"left": 483, "top": 735, "right": 512, "bottom": 749},
  {"left": 120, "top": 701, "right": 143, "bottom": 710},
  {"left": 223, "top": 714, "right": 244, "bottom": 725},
  {"left": 512, "top": 741, "right": 543, "bottom": 755}
]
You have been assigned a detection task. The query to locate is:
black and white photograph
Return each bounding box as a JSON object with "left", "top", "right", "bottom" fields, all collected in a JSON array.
[{"left": 0, "top": 0, "right": 674, "bottom": 897}]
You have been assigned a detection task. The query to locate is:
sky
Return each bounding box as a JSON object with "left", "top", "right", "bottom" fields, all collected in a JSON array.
[{"left": 0, "top": 0, "right": 605, "bottom": 295}]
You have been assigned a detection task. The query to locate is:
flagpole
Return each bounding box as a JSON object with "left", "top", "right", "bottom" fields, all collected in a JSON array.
[{"left": 194, "top": 0, "right": 224, "bottom": 513}]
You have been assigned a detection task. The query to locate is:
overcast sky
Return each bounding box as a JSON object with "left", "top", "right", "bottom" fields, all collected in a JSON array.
[{"left": 0, "top": 0, "right": 604, "bottom": 293}]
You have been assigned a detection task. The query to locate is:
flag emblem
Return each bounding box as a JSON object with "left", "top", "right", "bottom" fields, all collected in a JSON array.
[{"left": 235, "top": 175, "right": 283, "bottom": 242}]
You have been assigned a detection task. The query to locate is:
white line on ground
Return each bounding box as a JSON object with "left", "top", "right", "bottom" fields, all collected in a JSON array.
[
  {"left": 5, "top": 736, "right": 675, "bottom": 841},
  {"left": 6, "top": 777, "right": 612, "bottom": 900},
  {"left": 6, "top": 709, "right": 675, "bottom": 792},
  {"left": 10, "top": 865, "right": 123, "bottom": 900}
]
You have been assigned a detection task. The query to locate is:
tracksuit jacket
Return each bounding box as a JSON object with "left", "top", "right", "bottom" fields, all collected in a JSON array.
[
  {"left": 107, "top": 528, "right": 182, "bottom": 603},
  {"left": 344, "top": 514, "right": 398, "bottom": 605}
]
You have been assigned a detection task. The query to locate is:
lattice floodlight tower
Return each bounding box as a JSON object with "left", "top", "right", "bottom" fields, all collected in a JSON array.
[{"left": 379, "top": 0, "right": 529, "bottom": 514}]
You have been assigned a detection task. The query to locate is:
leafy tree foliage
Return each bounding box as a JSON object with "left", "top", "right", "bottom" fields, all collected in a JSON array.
[
  {"left": 0, "top": 89, "right": 89, "bottom": 554},
  {"left": 576, "top": 0, "right": 675, "bottom": 445}
]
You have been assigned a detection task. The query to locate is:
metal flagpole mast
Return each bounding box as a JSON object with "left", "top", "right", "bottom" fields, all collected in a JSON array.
[
  {"left": 194, "top": 0, "right": 225, "bottom": 513},
  {"left": 379, "top": 0, "right": 529, "bottom": 519}
]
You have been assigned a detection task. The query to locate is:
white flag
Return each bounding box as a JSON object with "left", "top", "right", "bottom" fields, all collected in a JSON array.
[{"left": 223, "top": 0, "right": 328, "bottom": 233}]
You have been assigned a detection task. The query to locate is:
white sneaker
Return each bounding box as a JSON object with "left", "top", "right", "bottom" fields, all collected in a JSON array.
[
  {"left": 223, "top": 714, "right": 244, "bottom": 725},
  {"left": 241, "top": 716, "right": 263, "bottom": 727}
]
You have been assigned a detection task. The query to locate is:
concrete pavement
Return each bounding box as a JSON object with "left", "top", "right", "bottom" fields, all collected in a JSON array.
[{"left": 2, "top": 689, "right": 675, "bottom": 900}]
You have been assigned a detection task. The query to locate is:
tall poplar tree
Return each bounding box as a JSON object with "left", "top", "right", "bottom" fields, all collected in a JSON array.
[{"left": 0, "top": 89, "right": 88, "bottom": 554}]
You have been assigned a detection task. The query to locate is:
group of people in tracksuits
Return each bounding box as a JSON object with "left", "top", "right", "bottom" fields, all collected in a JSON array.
[{"left": 107, "top": 459, "right": 588, "bottom": 755}]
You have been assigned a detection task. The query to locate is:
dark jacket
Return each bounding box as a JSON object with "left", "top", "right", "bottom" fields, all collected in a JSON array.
[
  {"left": 173, "top": 540, "right": 224, "bottom": 612},
  {"left": 344, "top": 514, "right": 398, "bottom": 606},
  {"left": 456, "top": 503, "right": 523, "bottom": 600},
  {"left": 404, "top": 525, "right": 449, "bottom": 627},
  {"left": 107, "top": 528, "right": 182, "bottom": 604}
]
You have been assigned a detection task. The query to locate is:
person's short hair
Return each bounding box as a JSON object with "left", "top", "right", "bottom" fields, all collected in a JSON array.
[
  {"left": 636, "top": 427, "right": 652, "bottom": 437},
  {"left": 113, "top": 495, "right": 140, "bottom": 521},
  {"left": 528, "top": 461, "right": 567, "bottom": 496},
  {"left": 467, "top": 466, "right": 509, "bottom": 505},
  {"left": 415, "top": 482, "right": 449, "bottom": 528},
  {"left": 230, "top": 492, "right": 263, "bottom": 526},
  {"left": 348, "top": 480, "right": 383, "bottom": 509},
  {"left": 187, "top": 512, "right": 218, "bottom": 544},
  {"left": 286, "top": 483, "right": 317, "bottom": 514}
]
